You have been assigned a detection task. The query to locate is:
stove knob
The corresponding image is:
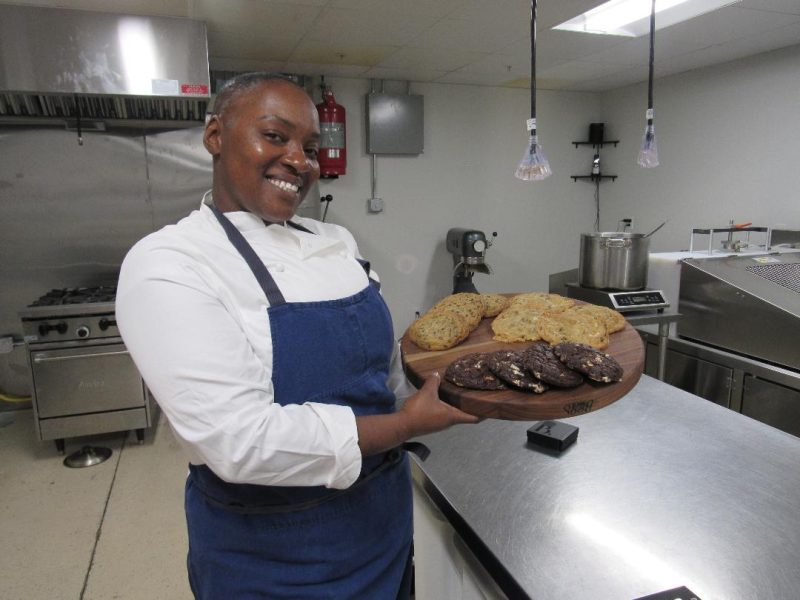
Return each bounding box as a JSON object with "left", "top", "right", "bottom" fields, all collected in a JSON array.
[
  {"left": 38, "top": 322, "right": 68, "bottom": 336},
  {"left": 76, "top": 326, "right": 91, "bottom": 339}
]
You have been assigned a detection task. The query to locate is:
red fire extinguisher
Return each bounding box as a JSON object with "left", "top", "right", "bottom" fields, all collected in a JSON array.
[{"left": 316, "top": 86, "right": 346, "bottom": 178}]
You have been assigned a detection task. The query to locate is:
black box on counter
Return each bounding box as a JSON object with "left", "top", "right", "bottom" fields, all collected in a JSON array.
[{"left": 526, "top": 421, "right": 578, "bottom": 451}]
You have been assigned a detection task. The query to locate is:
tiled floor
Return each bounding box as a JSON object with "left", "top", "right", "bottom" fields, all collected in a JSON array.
[{"left": 0, "top": 407, "right": 192, "bottom": 599}]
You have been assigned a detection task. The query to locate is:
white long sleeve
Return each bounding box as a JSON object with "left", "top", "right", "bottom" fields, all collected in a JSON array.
[{"left": 117, "top": 202, "right": 393, "bottom": 489}]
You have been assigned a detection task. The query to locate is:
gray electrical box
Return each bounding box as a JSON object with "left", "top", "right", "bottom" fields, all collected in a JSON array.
[{"left": 366, "top": 93, "right": 424, "bottom": 155}]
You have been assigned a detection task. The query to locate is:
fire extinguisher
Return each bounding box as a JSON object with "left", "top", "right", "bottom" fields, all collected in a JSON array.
[{"left": 316, "top": 86, "right": 346, "bottom": 178}]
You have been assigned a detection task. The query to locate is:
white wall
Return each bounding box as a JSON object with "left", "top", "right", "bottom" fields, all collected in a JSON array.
[
  {"left": 599, "top": 43, "right": 800, "bottom": 253},
  {"left": 316, "top": 78, "right": 602, "bottom": 335}
]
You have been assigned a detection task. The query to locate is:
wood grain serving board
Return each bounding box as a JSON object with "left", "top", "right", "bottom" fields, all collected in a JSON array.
[{"left": 400, "top": 300, "right": 645, "bottom": 421}]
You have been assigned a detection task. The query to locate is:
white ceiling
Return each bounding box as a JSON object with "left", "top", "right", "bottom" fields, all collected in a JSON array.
[{"left": 6, "top": 0, "right": 800, "bottom": 91}]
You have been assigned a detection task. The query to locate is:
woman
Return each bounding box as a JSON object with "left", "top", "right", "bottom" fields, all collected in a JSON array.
[{"left": 116, "top": 72, "right": 478, "bottom": 599}]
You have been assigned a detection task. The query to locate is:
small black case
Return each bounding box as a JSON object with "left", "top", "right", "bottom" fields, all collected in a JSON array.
[{"left": 527, "top": 421, "right": 579, "bottom": 451}]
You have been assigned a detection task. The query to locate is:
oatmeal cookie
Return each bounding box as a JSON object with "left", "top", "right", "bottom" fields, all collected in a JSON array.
[
  {"left": 431, "top": 293, "right": 487, "bottom": 331},
  {"left": 408, "top": 310, "right": 470, "bottom": 351},
  {"left": 481, "top": 293, "right": 510, "bottom": 318},
  {"left": 535, "top": 311, "right": 609, "bottom": 350},
  {"left": 565, "top": 304, "right": 626, "bottom": 334},
  {"left": 509, "top": 292, "right": 575, "bottom": 313},
  {"left": 491, "top": 305, "right": 544, "bottom": 343}
]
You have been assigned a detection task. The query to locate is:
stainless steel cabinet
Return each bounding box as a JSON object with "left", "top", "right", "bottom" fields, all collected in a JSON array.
[
  {"left": 644, "top": 346, "right": 733, "bottom": 407},
  {"left": 742, "top": 376, "right": 800, "bottom": 437},
  {"left": 641, "top": 330, "right": 800, "bottom": 438}
]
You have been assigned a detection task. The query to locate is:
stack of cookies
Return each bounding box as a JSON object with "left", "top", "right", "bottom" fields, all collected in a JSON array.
[
  {"left": 444, "top": 341, "right": 623, "bottom": 393},
  {"left": 407, "top": 292, "right": 510, "bottom": 351},
  {"left": 491, "top": 293, "right": 626, "bottom": 350}
]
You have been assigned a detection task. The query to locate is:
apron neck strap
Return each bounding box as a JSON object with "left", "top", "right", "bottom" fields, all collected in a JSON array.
[{"left": 208, "top": 204, "right": 287, "bottom": 306}]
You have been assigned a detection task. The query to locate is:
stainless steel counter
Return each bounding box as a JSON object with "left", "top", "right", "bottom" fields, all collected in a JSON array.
[{"left": 411, "top": 375, "right": 800, "bottom": 600}]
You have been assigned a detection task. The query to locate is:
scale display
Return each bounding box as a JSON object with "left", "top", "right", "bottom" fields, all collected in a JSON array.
[{"left": 608, "top": 290, "right": 669, "bottom": 311}]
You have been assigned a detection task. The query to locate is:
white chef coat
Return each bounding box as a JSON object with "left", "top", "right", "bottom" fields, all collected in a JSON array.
[{"left": 117, "top": 195, "right": 412, "bottom": 490}]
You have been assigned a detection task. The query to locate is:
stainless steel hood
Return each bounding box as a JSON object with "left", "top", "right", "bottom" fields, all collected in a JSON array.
[{"left": 0, "top": 4, "right": 210, "bottom": 127}]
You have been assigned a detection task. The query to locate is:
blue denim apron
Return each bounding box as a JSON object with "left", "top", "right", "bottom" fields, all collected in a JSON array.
[{"left": 184, "top": 205, "right": 412, "bottom": 599}]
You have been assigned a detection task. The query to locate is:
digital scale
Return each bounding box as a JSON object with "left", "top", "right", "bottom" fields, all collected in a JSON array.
[{"left": 565, "top": 283, "right": 670, "bottom": 313}]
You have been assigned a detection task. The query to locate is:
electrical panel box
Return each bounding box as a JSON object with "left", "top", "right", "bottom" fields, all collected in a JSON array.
[{"left": 366, "top": 93, "right": 424, "bottom": 155}]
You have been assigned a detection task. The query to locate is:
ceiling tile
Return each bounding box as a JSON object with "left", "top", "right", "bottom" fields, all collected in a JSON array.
[
  {"left": 378, "top": 46, "right": 490, "bottom": 73},
  {"left": 207, "top": 30, "right": 298, "bottom": 62},
  {"left": 327, "top": 0, "right": 466, "bottom": 20},
  {"left": 289, "top": 41, "right": 397, "bottom": 67},
  {"left": 652, "top": 5, "right": 800, "bottom": 58},
  {"left": 282, "top": 61, "right": 370, "bottom": 78},
  {"left": 193, "top": 0, "right": 322, "bottom": 38},
  {"left": 209, "top": 57, "right": 287, "bottom": 74},
  {"left": 738, "top": 0, "right": 800, "bottom": 14},
  {"left": 303, "top": 7, "right": 433, "bottom": 47},
  {"left": 363, "top": 66, "right": 448, "bottom": 82}
]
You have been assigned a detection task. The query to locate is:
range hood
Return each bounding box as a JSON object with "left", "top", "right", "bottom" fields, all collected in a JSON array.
[{"left": 0, "top": 5, "right": 210, "bottom": 127}]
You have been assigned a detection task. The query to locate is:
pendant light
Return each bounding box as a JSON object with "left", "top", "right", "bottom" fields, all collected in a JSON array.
[
  {"left": 515, "top": 0, "right": 552, "bottom": 181},
  {"left": 637, "top": 0, "right": 659, "bottom": 168}
]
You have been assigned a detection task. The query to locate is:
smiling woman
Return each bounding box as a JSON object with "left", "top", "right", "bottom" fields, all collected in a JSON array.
[
  {"left": 115, "top": 71, "right": 479, "bottom": 599},
  {"left": 203, "top": 74, "right": 322, "bottom": 224}
]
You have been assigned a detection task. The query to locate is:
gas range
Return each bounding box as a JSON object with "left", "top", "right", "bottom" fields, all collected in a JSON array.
[
  {"left": 19, "top": 286, "right": 119, "bottom": 344},
  {"left": 17, "top": 285, "right": 154, "bottom": 454}
]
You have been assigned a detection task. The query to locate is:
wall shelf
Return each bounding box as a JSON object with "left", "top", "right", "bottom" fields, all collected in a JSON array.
[
  {"left": 570, "top": 174, "right": 617, "bottom": 182},
  {"left": 572, "top": 140, "right": 619, "bottom": 148}
]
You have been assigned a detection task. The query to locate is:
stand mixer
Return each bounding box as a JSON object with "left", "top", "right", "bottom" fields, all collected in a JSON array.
[{"left": 446, "top": 228, "right": 496, "bottom": 293}]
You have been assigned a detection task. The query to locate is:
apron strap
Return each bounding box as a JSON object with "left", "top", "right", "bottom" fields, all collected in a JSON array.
[{"left": 209, "top": 204, "right": 286, "bottom": 306}]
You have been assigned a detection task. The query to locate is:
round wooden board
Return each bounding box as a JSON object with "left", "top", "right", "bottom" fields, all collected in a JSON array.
[{"left": 400, "top": 300, "right": 645, "bottom": 421}]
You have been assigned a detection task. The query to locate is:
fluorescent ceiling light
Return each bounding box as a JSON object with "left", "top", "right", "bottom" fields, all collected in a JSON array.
[{"left": 553, "top": 0, "right": 741, "bottom": 37}]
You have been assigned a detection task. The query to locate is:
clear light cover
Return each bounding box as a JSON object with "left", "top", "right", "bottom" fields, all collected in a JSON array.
[
  {"left": 637, "top": 123, "right": 659, "bottom": 168},
  {"left": 515, "top": 134, "right": 552, "bottom": 181}
]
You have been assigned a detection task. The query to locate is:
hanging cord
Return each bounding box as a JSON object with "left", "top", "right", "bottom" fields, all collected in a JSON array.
[
  {"left": 647, "top": 0, "right": 655, "bottom": 125},
  {"left": 594, "top": 178, "right": 600, "bottom": 232},
  {"left": 530, "top": 0, "right": 536, "bottom": 119},
  {"left": 74, "top": 94, "right": 84, "bottom": 146}
]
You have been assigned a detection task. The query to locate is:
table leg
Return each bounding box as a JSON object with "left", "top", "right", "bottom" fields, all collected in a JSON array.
[{"left": 656, "top": 322, "right": 669, "bottom": 381}]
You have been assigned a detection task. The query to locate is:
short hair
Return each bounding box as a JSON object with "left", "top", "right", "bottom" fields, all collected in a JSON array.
[{"left": 206, "top": 72, "right": 306, "bottom": 123}]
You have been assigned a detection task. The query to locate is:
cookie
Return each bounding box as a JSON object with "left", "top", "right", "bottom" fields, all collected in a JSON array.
[
  {"left": 431, "top": 293, "right": 486, "bottom": 331},
  {"left": 481, "top": 293, "right": 510, "bottom": 318},
  {"left": 408, "top": 310, "right": 470, "bottom": 351},
  {"left": 522, "top": 342, "right": 584, "bottom": 388},
  {"left": 535, "top": 311, "right": 609, "bottom": 350},
  {"left": 486, "top": 350, "right": 548, "bottom": 393},
  {"left": 445, "top": 353, "right": 506, "bottom": 390},
  {"left": 553, "top": 342, "right": 623, "bottom": 383},
  {"left": 565, "top": 304, "right": 626, "bottom": 334},
  {"left": 491, "top": 305, "right": 544, "bottom": 343},
  {"left": 509, "top": 292, "right": 575, "bottom": 313}
]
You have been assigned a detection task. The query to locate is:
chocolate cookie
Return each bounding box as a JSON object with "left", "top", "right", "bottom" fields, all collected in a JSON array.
[
  {"left": 486, "top": 350, "right": 548, "bottom": 393},
  {"left": 553, "top": 342, "right": 623, "bottom": 383},
  {"left": 445, "top": 353, "right": 506, "bottom": 390},
  {"left": 522, "top": 342, "right": 584, "bottom": 388}
]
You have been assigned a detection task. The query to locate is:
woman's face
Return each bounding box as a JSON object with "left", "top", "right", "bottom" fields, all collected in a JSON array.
[{"left": 204, "top": 80, "right": 321, "bottom": 223}]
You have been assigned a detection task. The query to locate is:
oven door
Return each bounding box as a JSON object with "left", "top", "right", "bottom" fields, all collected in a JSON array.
[{"left": 30, "top": 342, "right": 146, "bottom": 418}]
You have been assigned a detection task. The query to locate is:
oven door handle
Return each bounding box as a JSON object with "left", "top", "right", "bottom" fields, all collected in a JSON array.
[{"left": 32, "top": 349, "right": 130, "bottom": 363}]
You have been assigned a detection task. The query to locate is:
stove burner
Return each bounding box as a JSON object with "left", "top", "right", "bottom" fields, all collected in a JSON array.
[{"left": 29, "top": 286, "right": 117, "bottom": 307}]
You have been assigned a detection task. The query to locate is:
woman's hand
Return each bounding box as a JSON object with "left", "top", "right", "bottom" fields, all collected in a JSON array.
[
  {"left": 398, "top": 372, "right": 480, "bottom": 439},
  {"left": 356, "top": 372, "right": 479, "bottom": 457}
]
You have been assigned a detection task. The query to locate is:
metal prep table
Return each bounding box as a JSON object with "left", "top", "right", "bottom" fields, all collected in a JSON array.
[{"left": 411, "top": 375, "right": 800, "bottom": 600}]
